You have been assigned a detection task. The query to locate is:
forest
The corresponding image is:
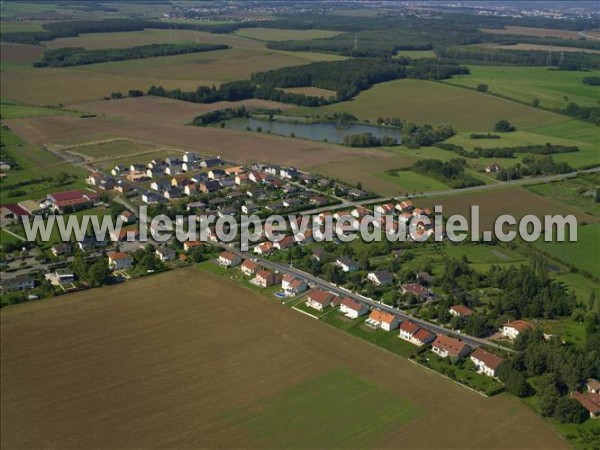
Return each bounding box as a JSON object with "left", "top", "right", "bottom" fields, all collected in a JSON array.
[
  {"left": 435, "top": 143, "right": 579, "bottom": 159},
  {"left": 412, "top": 158, "right": 484, "bottom": 188},
  {"left": 33, "top": 43, "right": 229, "bottom": 67}
]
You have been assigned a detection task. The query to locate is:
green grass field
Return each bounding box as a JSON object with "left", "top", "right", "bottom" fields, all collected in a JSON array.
[
  {"left": 533, "top": 223, "right": 600, "bottom": 279},
  {"left": 235, "top": 27, "right": 342, "bottom": 41},
  {"left": 66, "top": 139, "right": 159, "bottom": 160},
  {"left": 394, "top": 49, "right": 437, "bottom": 59},
  {"left": 0, "top": 20, "right": 45, "bottom": 33},
  {"left": 226, "top": 367, "right": 420, "bottom": 449},
  {"left": 443, "top": 66, "right": 600, "bottom": 109},
  {"left": 377, "top": 170, "right": 450, "bottom": 193},
  {"left": 291, "top": 79, "right": 569, "bottom": 131},
  {"left": 526, "top": 174, "right": 600, "bottom": 218},
  {"left": 0, "top": 98, "right": 73, "bottom": 119}
]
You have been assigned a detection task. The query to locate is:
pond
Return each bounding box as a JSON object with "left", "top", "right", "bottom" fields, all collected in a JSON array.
[{"left": 223, "top": 117, "right": 402, "bottom": 145}]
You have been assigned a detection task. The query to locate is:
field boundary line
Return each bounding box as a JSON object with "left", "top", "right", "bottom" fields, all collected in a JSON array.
[{"left": 291, "top": 306, "right": 319, "bottom": 319}]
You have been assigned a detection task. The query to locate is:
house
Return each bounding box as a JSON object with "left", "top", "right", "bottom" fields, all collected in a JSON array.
[
  {"left": 208, "top": 169, "right": 226, "bottom": 180},
  {"left": 108, "top": 252, "right": 133, "bottom": 270},
  {"left": 486, "top": 162, "right": 501, "bottom": 173},
  {"left": 306, "top": 289, "right": 334, "bottom": 311},
  {"left": 111, "top": 165, "right": 129, "bottom": 176},
  {"left": 340, "top": 298, "right": 368, "bottom": 319},
  {"left": 249, "top": 172, "right": 267, "bottom": 184},
  {"left": 572, "top": 392, "right": 600, "bottom": 419},
  {"left": 225, "top": 165, "right": 244, "bottom": 176},
  {"left": 142, "top": 192, "right": 163, "bottom": 204},
  {"left": 449, "top": 305, "right": 474, "bottom": 318},
  {"left": 400, "top": 283, "right": 431, "bottom": 301},
  {"left": 312, "top": 248, "right": 329, "bottom": 262},
  {"left": 86, "top": 172, "right": 114, "bottom": 189},
  {"left": 282, "top": 184, "right": 299, "bottom": 194},
  {"left": 470, "top": 348, "right": 504, "bottom": 378},
  {"left": 182, "top": 161, "right": 199, "bottom": 172},
  {"left": 17, "top": 199, "right": 44, "bottom": 216},
  {"left": 283, "top": 197, "right": 302, "bottom": 208},
  {"left": 398, "top": 321, "right": 436, "bottom": 346},
  {"left": 1, "top": 275, "right": 35, "bottom": 293},
  {"left": 46, "top": 268, "right": 75, "bottom": 285},
  {"left": 375, "top": 203, "right": 395, "bottom": 215},
  {"left": 171, "top": 175, "right": 190, "bottom": 187},
  {"left": 431, "top": 335, "right": 471, "bottom": 359},
  {"left": 348, "top": 188, "right": 366, "bottom": 199},
  {"left": 416, "top": 271, "right": 433, "bottom": 286},
  {"left": 241, "top": 259, "right": 260, "bottom": 276},
  {"left": 219, "top": 178, "right": 235, "bottom": 188},
  {"left": 309, "top": 195, "right": 329, "bottom": 207},
  {"left": 146, "top": 168, "right": 163, "bottom": 178},
  {"left": 47, "top": 190, "right": 95, "bottom": 213},
  {"left": 186, "top": 201, "right": 206, "bottom": 212},
  {"left": 183, "top": 241, "right": 203, "bottom": 252},
  {"left": 242, "top": 202, "right": 258, "bottom": 214},
  {"left": 273, "top": 235, "right": 296, "bottom": 250},
  {"left": 253, "top": 269, "right": 281, "bottom": 288},
  {"left": 164, "top": 187, "right": 183, "bottom": 199},
  {"left": 127, "top": 171, "right": 150, "bottom": 182},
  {"left": 351, "top": 206, "right": 370, "bottom": 219},
  {"left": 184, "top": 184, "right": 198, "bottom": 196},
  {"left": 183, "top": 152, "right": 198, "bottom": 163},
  {"left": 218, "top": 251, "right": 241, "bottom": 268},
  {"left": 367, "top": 271, "right": 394, "bottom": 286},
  {"left": 130, "top": 164, "right": 146, "bottom": 172},
  {"left": 366, "top": 310, "right": 399, "bottom": 331},
  {"left": 155, "top": 246, "right": 176, "bottom": 261},
  {"left": 119, "top": 210, "right": 135, "bottom": 224},
  {"left": 396, "top": 200, "right": 414, "bottom": 213},
  {"left": 336, "top": 257, "right": 359, "bottom": 273},
  {"left": 201, "top": 158, "right": 221, "bottom": 168},
  {"left": 280, "top": 167, "right": 298, "bottom": 179},
  {"left": 281, "top": 274, "right": 307, "bottom": 296},
  {"left": 254, "top": 241, "right": 274, "bottom": 255},
  {"left": 51, "top": 243, "right": 72, "bottom": 257},
  {"left": 235, "top": 174, "right": 249, "bottom": 185},
  {"left": 501, "top": 320, "right": 533, "bottom": 340},
  {"left": 151, "top": 181, "right": 170, "bottom": 192},
  {"left": 587, "top": 379, "right": 600, "bottom": 394},
  {"left": 199, "top": 180, "right": 221, "bottom": 193},
  {"left": 76, "top": 236, "right": 107, "bottom": 251}
]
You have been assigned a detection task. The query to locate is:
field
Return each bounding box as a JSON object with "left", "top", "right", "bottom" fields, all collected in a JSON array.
[
  {"left": 0, "top": 97, "right": 75, "bottom": 119},
  {"left": 376, "top": 169, "right": 450, "bottom": 194},
  {"left": 495, "top": 43, "right": 600, "bottom": 54},
  {"left": 235, "top": 27, "right": 342, "bottom": 41},
  {"left": 282, "top": 86, "right": 338, "bottom": 97},
  {"left": 443, "top": 66, "right": 600, "bottom": 109},
  {"left": 0, "top": 20, "right": 44, "bottom": 33},
  {"left": 526, "top": 174, "right": 600, "bottom": 218},
  {"left": 533, "top": 223, "right": 600, "bottom": 279},
  {"left": 480, "top": 26, "right": 590, "bottom": 40},
  {"left": 419, "top": 187, "right": 597, "bottom": 229},
  {"left": 1, "top": 268, "right": 567, "bottom": 449},
  {"left": 292, "top": 79, "right": 570, "bottom": 131},
  {"left": 394, "top": 49, "right": 437, "bottom": 59}
]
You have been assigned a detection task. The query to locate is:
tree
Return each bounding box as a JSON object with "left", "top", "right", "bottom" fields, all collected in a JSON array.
[
  {"left": 532, "top": 98, "right": 540, "bottom": 107},
  {"left": 87, "top": 258, "right": 110, "bottom": 287},
  {"left": 476, "top": 83, "right": 488, "bottom": 92},
  {"left": 553, "top": 397, "right": 588, "bottom": 424},
  {"left": 494, "top": 119, "right": 516, "bottom": 132}
]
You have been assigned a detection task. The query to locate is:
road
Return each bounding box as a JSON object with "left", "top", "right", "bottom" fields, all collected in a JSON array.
[{"left": 218, "top": 242, "right": 516, "bottom": 354}]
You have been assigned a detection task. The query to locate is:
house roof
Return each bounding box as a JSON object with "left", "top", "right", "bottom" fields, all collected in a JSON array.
[
  {"left": 109, "top": 252, "right": 131, "bottom": 261},
  {"left": 587, "top": 378, "right": 600, "bottom": 391},
  {"left": 471, "top": 348, "right": 505, "bottom": 370},
  {"left": 369, "top": 310, "right": 396, "bottom": 324},
  {"left": 49, "top": 189, "right": 87, "bottom": 202},
  {"left": 413, "top": 328, "right": 435, "bottom": 343},
  {"left": 258, "top": 242, "right": 274, "bottom": 252},
  {"left": 242, "top": 259, "right": 259, "bottom": 271},
  {"left": 255, "top": 269, "right": 274, "bottom": 280},
  {"left": 369, "top": 271, "right": 393, "bottom": 283},
  {"left": 120, "top": 210, "right": 134, "bottom": 218},
  {"left": 219, "top": 251, "right": 239, "bottom": 262},
  {"left": 289, "top": 279, "right": 305, "bottom": 289},
  {"left": 503, "top": 320, "right": 532, "bottom": 333},
  {"left": 572, "top": 392, "right": 600, "bottom": 414},
  {"left": 401, "top": 283, "right": 429, "bottom": 296},
  {"left": 399, "top": 320, "right": 420, "bottom": 335},
  {"left": 2, "top": 204, "right": 29, "bottom": 216},
  {"left": 337, "top": 257, "right": 358, "bottom": 267},
  {"left": 341, "top": 297, "right": 364, "bottom": 312},
  {"left": 450, "top": 305, "right": 474, "bottom": 317},
  {"left": 309, "top": 289, "right": 334, "bottom": 305},
  {"left": 432, "top": 335, "right": 470, "bottom": 357}
]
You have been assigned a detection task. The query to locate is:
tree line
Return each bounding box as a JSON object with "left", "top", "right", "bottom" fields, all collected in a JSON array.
[
  {"left": 34, "top": 43, "right": 228, "bottom": 67},
  {"left": 435, "top": 142, "right": 579, "bottom": 159},
  {"left": 191, "top": 106, "right": 249, "bottom": 126},
  {"left": 412, "top": 158, "right": 484, "bottom": 188}
]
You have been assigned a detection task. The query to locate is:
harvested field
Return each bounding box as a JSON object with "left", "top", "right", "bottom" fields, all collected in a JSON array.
[
  {"left": 1, "top": 268, "right": 567, "bottom": 449},
  {"left": 495, "top": 43, "right": 600, "bottom": 54},
  {"left": 0, "top": 42, "right": 44, "bottom": 65},
  {"left": 292, "top": 79, "right": 569, "bottom": 131},
  {"left": 420, "top": 187, "right": 597, "bottom": 229},
  {"left": 235, "top": 27, "right": 342, "bottom": 41},
  {"left": 481, "top": 26, "right": 590, "bottom": 40},
  {"left": 282, "top": 86, "right": 338, "bottom": 97}
]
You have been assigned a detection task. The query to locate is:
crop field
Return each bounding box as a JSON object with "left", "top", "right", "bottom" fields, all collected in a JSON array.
[
  {"left": 376, "top": 170, "right": 450, "bottom": 194},
  {"left": 443, "top": 66, "right": 600, "bottom": 109},
  {"left": 533, "top": 223, "right": 600, "bottom": 279},
  {"left": 0, "top": 20, "right": 44, "bottom": 33},
  {"left": 1, "top": 268, "right": 567, "bottom": 449},
  {"left": 282, "top": 86, "right": 338, "bottom": 97},
  {"left": 292, "top": 79, "right": 570, "bottom": 131},
  {"left": 0, "top": 42, "right": 44, "bottom": 66},
  {"left": 480, "top": 26, "right": 590, "bottom": 40},
  {"left": 235, "top": 27, "right": 343, "bottom": 41},
  {"left": 1, "top": 45, "right": 344, "bottom": 105},
  {"left": 419, "top": 187, "right": 597, "bottom": 229},
  {"left": 64, "top": 138, "right": 160, "bottom": 161}
]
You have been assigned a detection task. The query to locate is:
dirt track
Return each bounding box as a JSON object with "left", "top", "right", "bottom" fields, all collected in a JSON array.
[{"left": 1, "top": 268, "right": 567, "bottom": 450}]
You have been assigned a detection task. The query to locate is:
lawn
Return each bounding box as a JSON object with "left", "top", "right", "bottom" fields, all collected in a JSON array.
[
  {"left": 376, "top": 170, "right": 450, "bottom": 194},
  {"left": 0, "top": 98, "right": 74, "bottom": 119},
  {"left": 442, "top": 66, "right": 600, "bottom": 109},
  {"left": 291, "top": 79, "right": 570, "bottom": 131},
  {"left": 235, "top": 28, "right": 343, "bottom": 41},
  {"left": 533, "top": 223, "right": 600, "bottom": 279},
  {"left": 226, "top": 367, "right": 421, "bottom": 449}
]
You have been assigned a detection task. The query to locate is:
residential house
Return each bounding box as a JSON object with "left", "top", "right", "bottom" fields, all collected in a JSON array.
[
  {"left": 375, "top": 203, "right": 395, "bottom": 215},
  {"left": 501, "top": 320, "right": 533, "bottom": 340},
  {"left": 48, "top": 268, "right": 75, "bottom": 285},
  {"left": 273, "top": 235, "right": 296, "bottom": 250},
  {"left": 400, "top": 283, "right": 431, "bottom": 301},
  {"left": 199, "top": 180, "right": 221, "bottom": 193},
  {"left": 572, "top": 392, "right": 600, "bottom": 419},
  {"left": 367, "top": 271, "right": 394, "bottom": 286},
  {"left": 119, "top": 210, "right": 135, "bottom": 224},
  {"left": 184, "top": 183, "right": 198, "bottom": 196},
  {"left": 218, "top": 251, "right": 242, "bottom": 268},
  {"left": 155, "top": 246, "right": 176, "bottom": 261},
  {"left": 254, "top": 241, "right": 274, "bottom": 255},
  {"left": 366, "top": 310, "right": 399, "bottom": 331},
  {"left": 312, "top": 248, "right": 329, "bottom": 262},
  {"left": 416, "top": 271, "right": 433, "bottom": 285},
  {"left": 130, "top": 164, "right": 146, "bottom": 172},
  {"left": 398, "top": 321, "right": 436, "bottom": 346},
  {"left": 235, "top": 174, "right": 249, "bottom": 185},
  {"left": 200, "top": 158, "right": 222, "bottom": 169},
  {"left": 225, "top": 166, "right": 244, "bottom": 176},
  {"left": 396, "top": 200, "right": 414, "bottom": 213},
  {"left": 142, "top": 192, "right": 163, "bottom": 204},
  {"left": 241, "top": 259, "right": 260, "bottom": 276},
  {"left": 339, "top": 298, "right": 369, "bottom": 319},
  {"left": 111, "top": 165, "right": 129, "bottom": 176},
  {"left": 51, "top": 243, "right": 72, "bottom": 257},
  {"left": 183, "top": 152, "right": 198, "bottom": 163},
  {"left": 1, "top": 275, "right": 35, "bottom": 293},
  {"left": 281, "top": 274, "right": 307, "bottom": 296},
  {"left": 219, "top": 178, "right": 235, "bottom": 188},
  {"left": 183, "top": 241, "right": 203, "bottom": 252},
  {"left": 309, "top": 195, "right": 329, "bottom": 207},
  {"left": 449, "top": 305, "right": 474, "bottom": 318},
  {"left": 164, "top": 187, "right": 183, "bottom": 199},
  {"left": 253, "top": 269, "right": 281, "bottom": 288},
  {"left": 108, "top": 252, "right": 133, "bottom": 270},
  {"left": 306, "top": 290, "right": 334, "bottom": 311},
  {"left": 146, "top": 168, "right": 163, "bottom": 178},
  {"left": 282, "top": 184, "right": 299, "bottom": 194},
  {"left": 283, "top": 197, "right": 302, "bottom": 208},
  {"left": 127, "top": 171, "right": 150, "bottom": 182},
  {"left": 348, "top": 189, "right": 367, "bottom": 199},
  {"left": 336, "top": 257, "right": 359, "bottom": 273},
  {"left": 486, "top": 162, "right": 501, "bottom": 173},
  {"left": 182, "top": 161, "right": 199, "bottom": 172},
  {"left": 280, "top": 167, "right": 298, "bottom": 179},
  {"left": 351, "top": 206, "right": 369, "bottom": 219},
  {"left": 171, "top": 175, "right": 190, "bottom": 187},
  {"left": 151, "top": 181, "right": 170, "bottom": 192},
  {"left": 431, "top": 335, "right": 471, "bottom": 359},
  {"left": 470, "top": 348, "right": 505, "bottom": 378},
  {"left": 208, "top": 169, "right": 226, "bottom": 180}
]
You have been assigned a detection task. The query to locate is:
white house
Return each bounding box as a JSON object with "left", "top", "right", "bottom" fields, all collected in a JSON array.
[
  {"left": 108, "top": 252, "right": 133, "bottom": 270},
  {"left": 501, "top": 320, "right": 532, "bottom": 340},
  {"left": 375, "top": 203, "right": 395, "bottom": 215},
  {"left": 281, "top": 274, "right": 307, "bottom": 296},
  {"left": 367, "top": 271, "right": 394, "bottom": 286},
  {"left": 218, "top": 251, "right": 242, "bottom": 268},
  {"left": 398, "top": 321, "right": 436, "bottom": 347},
  {"left": 241, "top": 259, "right": 260, "bottom": 276},
  {"left": 431, "top": 335, "right": 471, "bottom": 359},
  {"left": 335, "top": 257, "right": 359, "bottom": 273},
  {"left": 306, "top": 290, "right": 334, "bottom": 311},
  {"left": 470, "top": 348, "right": 504, "bottom": 378},
  {"left": 365, "top": 310, "right": 399, "bottom": 331},
  {"left": 155, "top": 246, "right": 176, "bottom": 261},
  {"left": 339, "top": 298, "right": 368, "bottom": 319}
]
